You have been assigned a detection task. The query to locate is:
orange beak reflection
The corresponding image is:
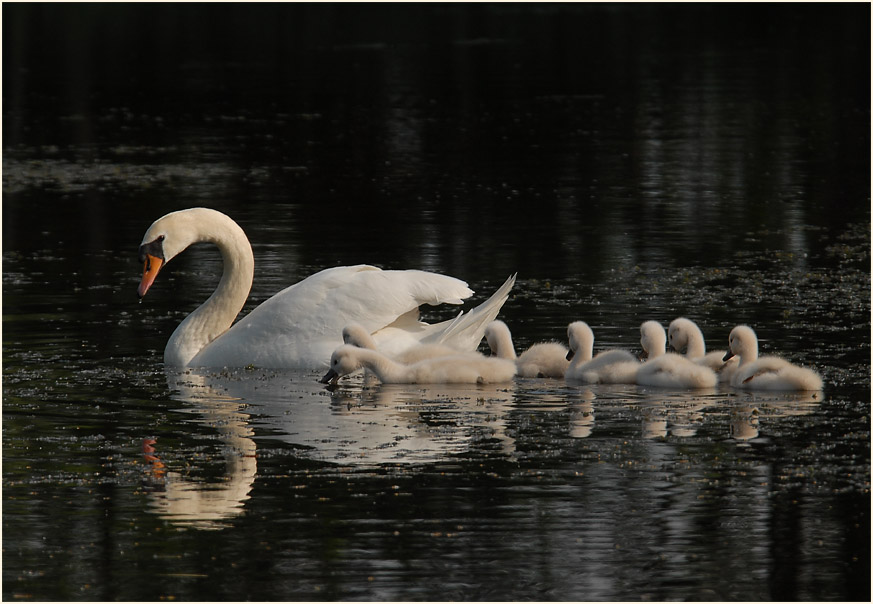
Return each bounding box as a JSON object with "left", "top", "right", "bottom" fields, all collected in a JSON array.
[{"left": 138, "top": 254, "right": 164, "bottom": 298}]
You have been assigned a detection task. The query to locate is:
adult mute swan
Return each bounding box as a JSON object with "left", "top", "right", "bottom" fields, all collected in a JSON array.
[
  {"left": 341, "top": 322, "right": 461, "bottom": 364},
  {"left": 483, "top": 320, "right": 569, "bottom": 378},
  {"left": 637, "top": 321, "right": 717, "bottom": 389},
  {"left": 137, "top": 208, "right": 516, "bottom": 369},
  {"left": 320, "top": 344, "right": 517, "bottom": 385},
  {"left": 668, "top": 317, "right": 738, "bottom": 382},
  {"left": 723, "top": 325, "right": 823, "bottom": 391},
  {"left": 564, "top": 321, "right": 639, "bottom": 384}
]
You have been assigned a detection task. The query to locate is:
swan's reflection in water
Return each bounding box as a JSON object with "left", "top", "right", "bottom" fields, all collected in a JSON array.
[
  {"left": 640, "top": 394, "right": 716, "bottom": 440},
  {"left": 569, "top": 389, "right": 596, "bottom": 439},
  {"left": 143, "top": 368, "right": 824, "bottom": 529},
  {"left": 729, "top": 390, "right": 823, "bottom": 443},
  {"left": 143, "top": 368, "right": 517, "bottom": 528},
  {"left": 142, "top": 373, "right": 257, "bottom": 530}
]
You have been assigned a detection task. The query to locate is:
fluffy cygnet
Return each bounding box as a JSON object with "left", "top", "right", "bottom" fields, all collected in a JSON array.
[
  {"left": 668, "top": 317, "right": 738, "bottom": 382},
  {"left": 484, "top": 320, "right": 569, "bottom": 378},
  {"left": 637, "top": 321, "right": 718, "bottom": 389},
  {"left": 564, "top": 321, "right": 639, "bottom": 384},
  {"left": 341, "top": 323, "right": 462, "bottom": 364},
  {"left": 723, "top": 325, "right": 823, "bottom": 391},
  {"left": 320, "top": 344, "right": 517, "bottom": 385}
]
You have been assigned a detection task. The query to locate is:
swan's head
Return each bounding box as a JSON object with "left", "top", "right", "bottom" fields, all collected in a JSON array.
[
  {"left": 320, "top": 344, "right": 364, "bottom": 385},
  {"left": 667, "top": 317, "right": 699, "bottom": 354},
  {"left": 639, "top": 321, "right": 666, "bottom": 359},
  {"left": 566, "top": 321, "right": 593, "bottom": 361},
  {"left": 137, "top": 208, "right": 241, "bottom": 299},
  {"left": 724, "top": 325, "right": 757, "bottom": 362},
  {"left": 341, "top": 323, "right": 377, "bottom": 350}
]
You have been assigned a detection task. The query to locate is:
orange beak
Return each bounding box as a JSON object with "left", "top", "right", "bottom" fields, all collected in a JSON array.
[{"left": 138, "top": 254, "right": 164, "bottom": 298}]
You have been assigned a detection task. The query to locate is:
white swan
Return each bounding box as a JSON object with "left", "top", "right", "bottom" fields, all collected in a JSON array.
[
  {"left": 637, "top": 321, "right": 717, "bottom": 388},
  {"left": 137, "top": 208, "right": 516, "bottom": 369},
  {"left": 564, "top": 321, "right": 639, "bottom": 384},
  {"left": 668, "top": 317, "right": 739, "bottom": 382},
  {"left": 483, "top": 320, "right": 569, "bottom": 378},
  {"left": 723, "top": 325, "right": 823, "bottom": 391},
  {"left": 320, "top": 344, "right": 517, "bottom": 385},
  {"left": 341, "top": 322, "right": 461, "bottom": 364}
]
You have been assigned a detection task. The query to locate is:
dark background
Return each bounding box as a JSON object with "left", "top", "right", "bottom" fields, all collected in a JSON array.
[{"left": 3, "top": 4, "right": 870, "bottom": 601}]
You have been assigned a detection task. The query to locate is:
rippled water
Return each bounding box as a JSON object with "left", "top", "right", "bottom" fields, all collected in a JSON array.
[{"left": 3, "top": 4, "right": 870, "bottom": 601}]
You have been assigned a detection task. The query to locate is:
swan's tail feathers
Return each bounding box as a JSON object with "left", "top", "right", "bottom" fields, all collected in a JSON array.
[{"left": 425, "top": 273, "right": 517, "bottom": 351}]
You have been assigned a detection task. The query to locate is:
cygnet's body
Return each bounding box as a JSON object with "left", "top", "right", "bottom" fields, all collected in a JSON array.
[
  {"left": 564, "top": 321, "right": 639, "bottom": 384},
  {"left": 484, "top": 320, "right": 569, "bottom": 378},
  {"left": 723, "top": 325, "right": 823, "bottom": 391},
  {"left": 637, "top": 321, "right": 718, "bottom": 389},
  {"left": 341, "top": 323, "right": 460, "bottom": 364},
  {"left": 321, "top": 344, "right": 517, "bottom": 385},
  {"left": 668, "top": 317, "right": 738, "bottom": 382}
]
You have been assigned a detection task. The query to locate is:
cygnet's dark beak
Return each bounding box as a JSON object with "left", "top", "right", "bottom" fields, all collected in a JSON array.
[
  {"left": 319, "top": 368, "right": 339, "bottom": 384},
  {"left": 566, "top": 349, "right": 575, "bottom": 361},
  {"left": 722, "top": 350, "right": 735, "bottom": 362},
  {"left": 638, "top": 350, "right": 648, "bottom": 361}
]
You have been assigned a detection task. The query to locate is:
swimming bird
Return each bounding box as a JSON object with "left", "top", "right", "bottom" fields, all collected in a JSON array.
[
  {"left": 723, "top": 325, "right": 823, "bottom": 391},
  {"left": 320, "top": 344, "right": 517, "bottom": 385},
  {"left": 668, "top": 317, "right": 738, "bottom": 382},
  {"left": 137, "top": 207, "right": 516, "bottom": 368},
  {"left": 564, "top": 321, "right": 639, "bottom": 383},
  {"left": 637, "top": 321, "right": 718, "bottom": 388},
  {"left": 483, "top": 320, "right": 570, "bottom": 378},
  {"left": 341, "top": 322, "right": 462, "bottom": 364}
]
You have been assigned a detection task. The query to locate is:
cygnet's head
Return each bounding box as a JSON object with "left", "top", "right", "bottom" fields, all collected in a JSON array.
[
  {"left": 320, "top": 344, "right": 364, "bottom": 384},
  {"left": 484, "top": 320, "right": 515, "bottom": 359},
  {"left": 566, "top": 321, "right": 594, "bottom": 361},
  {"left": 639, "top": 321, "right": 667, "bottom": 359},
  {"left": 724, "top": 325, "right": 757, "bottom": 362},
  {"left": 342, "top": 323, "right": 376, "bottom": 349},
  {"left": 667, "top": 317, "right": 701, "bottom": 354}
]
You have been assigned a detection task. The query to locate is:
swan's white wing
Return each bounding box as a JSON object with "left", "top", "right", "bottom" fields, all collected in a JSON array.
[
  {"left": 190, "top": 265, "right": 475, "bottom": 369},
  {"left": 417, "top": 273, "right": 517, "bottom": 349}
]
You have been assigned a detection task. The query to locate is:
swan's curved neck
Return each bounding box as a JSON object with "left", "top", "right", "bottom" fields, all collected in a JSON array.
[
  {"left": 686, "top": 328, "right": 707, "bottom": 358},
  {"left": 643, "top": 333, "right": 666, "bottom": 360},
  {"left": 488, "top": 328, "right": 517, "bottom": 360},
  {"left": 165, "top": 211, "right": 255, "bottom": 366},
  {"left": 568, "top": 337, "right": 593, "bottom": 370},
  {"left": 737, "top": 340, "right": 758, "bottom": 367}
]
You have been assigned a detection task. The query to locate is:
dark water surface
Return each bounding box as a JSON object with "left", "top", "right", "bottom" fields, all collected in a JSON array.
[{"left": 3, "top": 4, "right": 870, "bottom": 601}]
